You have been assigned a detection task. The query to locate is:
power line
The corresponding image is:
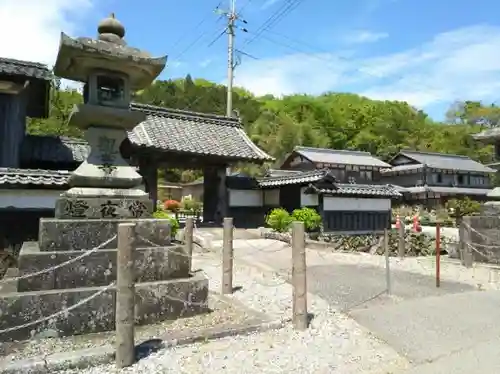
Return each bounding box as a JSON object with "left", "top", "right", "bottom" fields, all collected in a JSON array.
[
  {"left": 244, "top": 28, "right": 402, "bottom": 81},
  {"left": 238, "top": 0, "right": 254, "bottom": 14},
  {"left": 263, "top": 29, "right": 332, "bottom": 56},
  {"left": 243, "top": 0, "right": 305, "bottom": 47},
  {"left": 171, "top": 1, "right": 224, "bottom": 61}
]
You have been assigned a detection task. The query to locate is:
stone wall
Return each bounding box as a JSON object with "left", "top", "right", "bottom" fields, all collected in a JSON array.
[
  {"left": 462, "top": 215, "right": 500, "bottom": 264},
  {"left": 262, "top": 229, "right": 448, "bottom": 257}
]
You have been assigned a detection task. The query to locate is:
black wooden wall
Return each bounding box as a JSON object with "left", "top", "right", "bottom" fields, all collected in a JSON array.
[
  {"left": 322, "top": 210, "right": 391, "bottom": 232},
  {"left": 0, "top": 209, "right": 54, "bottom": 254},
  {"left": 0, "top": 92, "right": 27, "bottom": 168}
]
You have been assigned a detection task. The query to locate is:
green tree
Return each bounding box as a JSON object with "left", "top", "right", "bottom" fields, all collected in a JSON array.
[
  {"left": 27, "top": 78, "right": 83, "bottom": 138},
  {"left": 32, "top": 75, "right": 496, "bottom": 180}
]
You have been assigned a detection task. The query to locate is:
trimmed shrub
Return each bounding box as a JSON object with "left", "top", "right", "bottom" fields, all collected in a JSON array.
[
  {"left": 266, "top": 208, "right": 292, "bottom": 233},
  {"left": 152, "top": 210, "right": 180, "bottom": 237},
  {"left": 291, "top": 207, "right": 322, "bottom": 232}
]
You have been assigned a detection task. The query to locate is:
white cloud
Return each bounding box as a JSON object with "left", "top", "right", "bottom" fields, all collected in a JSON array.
[
  {"left": 235, "top": 24, "right": 500, "bottom": 109},
  {"left": 0, "top": 0, "right": 93, "bottom": 66},
  {"left": 343, "top": 30, "right": 388, "bottom": 44},
  {"left": 199, "top": 59, "right": 212, "bottom": 68}
]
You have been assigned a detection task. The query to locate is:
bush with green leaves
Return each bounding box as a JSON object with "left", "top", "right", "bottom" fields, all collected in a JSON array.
[
  {"left": 152, "top": 210, "right": 180, "bottom": 237},
  {"left": 266, "top": 208, "right": 292, "bottom": 233},
  {"left": 291, "top": 207, "right": 322, "bottom": 232},
  {"left": 181, "top": 196, "right": 203, "bottom": 213},
  {"left": 446, "top": 197, "right": 481, "bottom": 218}
]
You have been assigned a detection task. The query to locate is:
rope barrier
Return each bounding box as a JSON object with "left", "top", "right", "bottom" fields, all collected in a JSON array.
[
  {"left": 462, "top": 222, "right": 500, "bottom": 242},
  {"left": 0, "top": 282, "right": 116, "bottom": 335},
  {"left": 0, "top": 235, "right": 118, "bottom": 284},
  {"left": 466, "top": 242, "right": 498, "bottom": 261}
]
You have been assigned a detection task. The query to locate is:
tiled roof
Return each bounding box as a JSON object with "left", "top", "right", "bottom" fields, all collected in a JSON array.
[
  {"left": 380, "top": 163, "right": 424, "bottom": 174},
  {"left": 292, "top": 147, "right": 391, "bottom": 168},
  {"left": 129, "top": 103, "right": 273, "bottom": 162},
  {"left": 0, "top": 57, "right": 52, "bottom": 118},
  {"left": 21, "top": 104, "right": 273, "bottom": 164},
  {"left": 396, "top": 150, "right": 495, "bottom": 173},
  {"left": 0, "top": 168, "right": 70, "bottom": 186},
  {"left": 404, "top": 186, "right": 492, "bottom": 196},
  {"left": 0, "top": 57, "right": 52, "bottom": 80},
  {"left": 487, "top": 187, "right": 500, "bottom": 198},
  {"left": 311, "top": 183, "right": 402, "bottom": 197},
  {"left": 265, "top": 169, "right": 302, "bottom": 177},
  {"left": 472, "top": 128, "right": 500, "bottom": 144},
  {"left": 258, "top": 169, "right": 401, "bottom": 197},
  {"left": 21, "top": 135, "right": 89, "bottom": 164},
  {"left": 258, "top": 169, "right": 334, "bottom": 187}
]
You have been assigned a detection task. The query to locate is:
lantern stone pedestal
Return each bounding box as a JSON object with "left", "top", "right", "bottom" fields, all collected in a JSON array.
[{"left": 0, "top": 14, "right": 209, "bottom": 342}]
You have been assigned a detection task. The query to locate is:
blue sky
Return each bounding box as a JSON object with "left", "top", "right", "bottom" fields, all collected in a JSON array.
[{"left": 2, "top": 0, "right": 500, "bottom": 120}]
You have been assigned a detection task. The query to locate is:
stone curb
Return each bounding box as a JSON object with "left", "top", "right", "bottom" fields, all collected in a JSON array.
[
  {"left": 1, "top": 319, "right": 287, "bottom": 374},
  {"left": 259, "top": 230, "right": 344, "bottom": 252}
]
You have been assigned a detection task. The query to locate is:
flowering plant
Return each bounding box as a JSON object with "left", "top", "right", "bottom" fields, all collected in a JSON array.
[{"left": 164, "top": 199, "right": 181, "bottom": 212}]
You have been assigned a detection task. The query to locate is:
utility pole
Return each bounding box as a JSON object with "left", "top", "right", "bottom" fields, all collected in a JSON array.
[
  {"left": 226, "top": 0, "right": 236, "bottom": 117},
  {"left": 216, "top": 0, "right": 238, "bottom": 118}
]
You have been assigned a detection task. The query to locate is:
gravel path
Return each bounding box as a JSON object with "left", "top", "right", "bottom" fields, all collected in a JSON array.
[
  {"left": 58, "top": 249, "right": 408, "bottom": 374},
  {"left": 0, "top": 294, "right": 255, "bottom": 362}
]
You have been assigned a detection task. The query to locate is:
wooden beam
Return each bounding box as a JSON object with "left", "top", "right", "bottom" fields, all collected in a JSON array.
[{"left": 138, "top": 156, "right": 158, "bottom": 210}]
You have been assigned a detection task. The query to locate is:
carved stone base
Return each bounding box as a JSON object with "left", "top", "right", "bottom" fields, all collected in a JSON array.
[
  {"left": 68, "top": 126, "right": 143, "bottom": 189},
  {"left": 55, "top": 192, "right": 153, "bottom": 219}
]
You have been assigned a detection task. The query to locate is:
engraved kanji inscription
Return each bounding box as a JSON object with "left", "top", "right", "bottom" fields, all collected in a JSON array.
[
  {"left": 96, "top": 135, "right": 118, "bottom": 175},
  {"left": 128, "top": 200, "right": 148, "bottom": 218},
  {"left": 100, "top": 200, "right": 119, "bottom": 218},
  {"left": 62, "top": 199, "right": 89, "bottom": 218}
]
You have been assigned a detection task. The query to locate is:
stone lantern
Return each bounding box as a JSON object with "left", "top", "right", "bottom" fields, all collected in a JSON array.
[{"left": 53, "top": 14, "right": 167, "bottom": 219}]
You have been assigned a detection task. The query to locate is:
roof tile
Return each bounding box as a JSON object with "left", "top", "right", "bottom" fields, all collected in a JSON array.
[
  {"left": 21, "top": 135, "right": 89, "bottom": 165},
  {"left": 314, "top": 184, "right": 402, "bottom": 197},
  {"left": 397, "top": 150, "right": 494, "bottom": 173},
  {"left": 0, "top": 58, "right": 52, "bottom": 80},
  {"left": 258, "top": 169, "right": 332, "bottom": 187},
  {"left": 404, "top": 186, "right": 492, "bottom": 196},
  {"left": 21, "top": 104, "right": 273, "bottom": 165},
  {"left": 293, "top": 147, "right": 391, "bottom": 168},
  {"left": 0, "top": 168, "right": 70, "bottom": 186},
  {"left": 129, "top": 103, "right": 273, "bottom": 162}
]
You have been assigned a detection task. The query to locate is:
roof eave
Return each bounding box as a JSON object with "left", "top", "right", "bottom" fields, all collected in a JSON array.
[{"left": 132, "top": 143, "right": 273, "bottom": 165}]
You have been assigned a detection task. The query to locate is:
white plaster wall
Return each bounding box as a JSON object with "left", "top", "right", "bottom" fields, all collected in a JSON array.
[
  {"left": 0, "top": 189, "right": 61, "bottom": 209},
  {"left": 301, "top": 187, "right": 318, "bottom": 206},
  {"left": 323, "top": 197, "right": 390, "bottom": 211},
  {"left": 229, "top": 189, "right": 263, "bottom": 207},
  {"left": 263, "top": 189, "right": 280, "bottom": 206}
]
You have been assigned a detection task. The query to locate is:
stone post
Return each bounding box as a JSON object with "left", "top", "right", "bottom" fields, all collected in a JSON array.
[
  {"left": 222, "top": 217, "right": 234, "bottom": 294},
  {"left": 292, "top": 221, "right": 308, "bottom": 330},
  {"left": 462, "top": 217, "right": 474, "bottom": 268},
  {"left": 185, "top": 217, "right": 194, "bottom": 272},
  {"left": 384, "top": 228, "right": 392, "bottom": 295},
  {"left": 398, "top": 224, "right": 405, "bottom": 258},
  {"left": 116, "top": 223, "right": 136, "bottom": 368}
]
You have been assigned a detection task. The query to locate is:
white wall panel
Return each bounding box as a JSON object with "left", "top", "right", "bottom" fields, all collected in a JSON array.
[
  {"left": 263, "top": 189, "right": 280, "bottom": 206},
  {"left": 229, "top": 189, "right": 263, "bottom": 207},
  {"left": 323, "top": 197, "right": 390, "bottom": 211},
  {"left": 300, "top": 187, "right": 318, "bottom": 206}
]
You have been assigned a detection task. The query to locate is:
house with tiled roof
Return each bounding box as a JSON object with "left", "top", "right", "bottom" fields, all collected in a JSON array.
[
  {"left": 380, "top": 149, "right": 495, "bottom": 205},
  {"left": 0, "top": 57, "right": 273, "bottom": 249},
  {"left": 228, "top": 146, "right": 401, "bottom": 232}
]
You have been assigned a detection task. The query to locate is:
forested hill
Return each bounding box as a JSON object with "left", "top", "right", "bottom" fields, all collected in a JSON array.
[{"left": 28, "top": 75, "right": 500, "bottom": 178}]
